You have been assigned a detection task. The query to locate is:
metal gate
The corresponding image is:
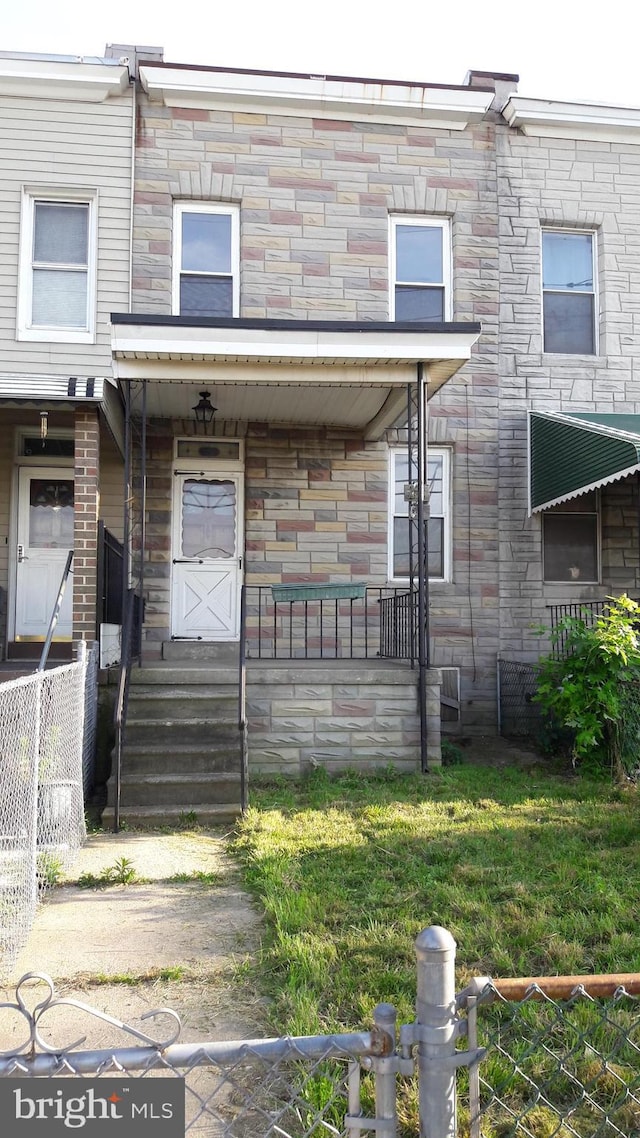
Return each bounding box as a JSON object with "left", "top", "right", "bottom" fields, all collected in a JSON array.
[{"left": 1, "top": 927, "right": 638, "bottom": 1136}]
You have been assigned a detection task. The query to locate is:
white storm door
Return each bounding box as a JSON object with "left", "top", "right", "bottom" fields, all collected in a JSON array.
[
  {"left": 15, "top": 467, "right": 74, "bottom": 639},
  {"left": 171, "top": 473, "right": 242, "bottom": 640}
]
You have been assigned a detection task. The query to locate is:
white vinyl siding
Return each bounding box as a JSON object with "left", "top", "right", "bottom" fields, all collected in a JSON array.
[{"left": 1, "top": 93, "right": 132, "bottom": 373}]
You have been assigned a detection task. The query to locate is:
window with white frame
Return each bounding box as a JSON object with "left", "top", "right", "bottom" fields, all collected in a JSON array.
[
  {"left": 390, "top": 217, "right": 451, "bottom": 322},
  {"left": 173, "top": 203, "right": 239, "bottom": 318},
  {"left": 542, "top": 492, "right": 599, "bottom": 583},
  {"left": 542, "top": 229, "right": 597, "bottom": 354},
  {"left": 389, "top": 448, "right": 450, "bottom": 581},
  {"left": 18, "top": 193, "right": 96, "bottom": 342}
]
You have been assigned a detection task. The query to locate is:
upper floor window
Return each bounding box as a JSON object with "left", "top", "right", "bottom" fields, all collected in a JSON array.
[
  {"left": 389, "top": 447, "right": 451, "bottom": 581},
  {"left": 18, "top": 193, "right": 96, "bottom": 343},
  {"left": 173, "top": 203, "right": 239, "bottom": 318},
  {"left": 390, "top": 217, "right": 451, "bottom": 322},
  {"left": 542, "top": 229, "right": 596, "bottom": 354}
]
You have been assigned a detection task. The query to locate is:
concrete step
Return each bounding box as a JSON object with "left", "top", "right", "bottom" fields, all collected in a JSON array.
[
  {"left": 118, "top": 742, "right": 241, "bottom": 774},
  {"left": 101, "top": 803, "right": 242, "bottom": 828},
  {"left": 162, "top": 641, "right": 240, "bottom": 664},
  {"left": 112, "top": 772, "right": 242, "bottom": 807},
  {"left": 124, "top": 718, "right": 238, "bottom": 745},
  {"left": 127, "top": 665, "right": 240, "bottom": 687},
  {"left": 126, "top": 688, "right": 237, "bottom": 720}
]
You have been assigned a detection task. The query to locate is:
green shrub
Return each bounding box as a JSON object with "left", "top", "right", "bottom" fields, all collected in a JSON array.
[{"left": 534, "top": 594, "right": 640, "bottom": 777}]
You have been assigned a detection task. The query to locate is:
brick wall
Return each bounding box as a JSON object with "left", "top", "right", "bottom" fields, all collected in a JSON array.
[{"left": 73, "top": 409, "right": 100, "bottom": 640}]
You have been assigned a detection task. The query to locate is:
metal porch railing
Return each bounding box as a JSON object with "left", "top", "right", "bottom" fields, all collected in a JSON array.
[{"left": 244, "top": 585, "right": 417, "bottom": 661}]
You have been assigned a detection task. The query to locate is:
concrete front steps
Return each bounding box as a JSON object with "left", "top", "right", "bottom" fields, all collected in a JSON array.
[{"left": 105, "top": 642, "right": 243, "bottom": 827}]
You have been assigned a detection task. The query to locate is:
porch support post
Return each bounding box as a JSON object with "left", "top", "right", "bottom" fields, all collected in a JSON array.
[
  {"left": 122, "top": 380, "right": 131, "bottom": 618},
  {"left": 408, "top": 382, "right": 416, "bottom": 599},
  {"left": 73, "top": 407, "right": 101, "bottom": 641},
  {"left": 416, "top": 362, "right": 430, "bottom": 773},
  {"left": 633, "top": 471, "right": 637, "bottom": 596},
  {"left": 138, "top": 379, "right": 147, "bottom": 664}
]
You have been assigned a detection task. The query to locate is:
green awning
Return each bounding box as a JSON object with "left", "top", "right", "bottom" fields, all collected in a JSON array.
[{"left": 529, "top": 411, "right": 640, "bottom": 512}]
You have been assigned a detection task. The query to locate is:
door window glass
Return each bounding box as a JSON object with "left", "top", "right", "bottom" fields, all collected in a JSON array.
[
  {"left": 29, "top": 480, "right": 74, "bottom": 548},
  {"left": 181, "top": 479, "right": 236, "bottom": 559}
]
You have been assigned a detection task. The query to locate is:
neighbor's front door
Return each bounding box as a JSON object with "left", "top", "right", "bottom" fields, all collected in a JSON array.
[
  {"left": 171, "top": 471, "right": 243, "bottom": 640},
  {"left": 15, "top": 467, "right": 74, "bottom": 640}
]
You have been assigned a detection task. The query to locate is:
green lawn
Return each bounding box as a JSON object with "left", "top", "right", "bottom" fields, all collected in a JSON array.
[{"left": 234, "top": 765, "right": 640, "bottom": 1036}]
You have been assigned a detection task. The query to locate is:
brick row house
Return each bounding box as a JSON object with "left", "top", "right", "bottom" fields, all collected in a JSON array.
[{"left": 3, "top": 46, "right": 640, "bottom": 819}]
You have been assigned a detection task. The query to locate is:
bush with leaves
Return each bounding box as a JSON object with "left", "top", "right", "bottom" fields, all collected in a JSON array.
[{"left": 535, "top": 594, "right": 640, "bottom": 777}]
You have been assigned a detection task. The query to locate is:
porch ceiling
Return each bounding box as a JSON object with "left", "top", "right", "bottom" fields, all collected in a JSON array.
[
  {"left": 529, "top": 411, "right": 640, "bottom": 512},
  {"left": 111, "top": 315, "right": 481, "bottom": 437},
  {"left": 141, "top": 377, "right": 400, "bottom": 431}
]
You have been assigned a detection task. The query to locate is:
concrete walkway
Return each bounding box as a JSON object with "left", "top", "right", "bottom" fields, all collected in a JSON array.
[{"left": 0, "top": 830, "right": 263, "bottom": 1054}]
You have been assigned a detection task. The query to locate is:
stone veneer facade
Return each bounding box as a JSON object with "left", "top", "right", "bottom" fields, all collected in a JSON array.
[
  {"left": 126, "top": 71, "right": 640, "bottom": 736},
  {"left": 131, "top": 85, "right": 501, "bottom": 734},
  {"left": 495, "top": 120, "right": 640, "bottom": 664}
]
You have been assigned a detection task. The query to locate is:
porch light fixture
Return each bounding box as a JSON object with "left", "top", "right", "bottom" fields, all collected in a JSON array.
[
  {"left": 40, "top": 411, "right": 48, "bottom": 446},
  {"left": 192, "top": 390, "right": 217, "bottom": 431}
]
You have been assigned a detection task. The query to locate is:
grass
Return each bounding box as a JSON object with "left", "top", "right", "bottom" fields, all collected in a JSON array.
[{"left": 233, "top": 765, "right": 640, "bottom": 1136}]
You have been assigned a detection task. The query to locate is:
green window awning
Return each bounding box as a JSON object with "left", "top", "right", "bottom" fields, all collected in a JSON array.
[{"left": 529, "top": 411, "right": 640, "bottom": 512}]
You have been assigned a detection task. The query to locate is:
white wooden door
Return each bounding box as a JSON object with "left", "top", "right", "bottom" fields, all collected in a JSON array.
[
  {"left": 171, "top": 472, "right": 243, "bottom": 640},
  {"left": 15, "top": 467, "right": 74, "bottom": 640}
]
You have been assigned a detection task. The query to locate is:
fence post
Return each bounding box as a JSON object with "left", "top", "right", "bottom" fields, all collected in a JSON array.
[
  {"left": 372, "top": 1002, "right": 397, "bottom": 1138},
  {"left": 415, "top": 925, "right": 458, "bottom": 1138}
]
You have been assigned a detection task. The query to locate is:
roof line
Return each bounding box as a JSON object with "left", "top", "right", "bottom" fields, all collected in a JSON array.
[
  {"left": 111, "top": 314, "right": 481, "bottom": 334},
  {"left": 140, "top": 59, "right": 495, "bottom": 94}
]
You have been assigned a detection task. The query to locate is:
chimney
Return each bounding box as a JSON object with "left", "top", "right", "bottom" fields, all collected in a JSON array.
[
  {"left": 104, "top": 43, "right": 164, "bottom": 79},
  {"left": 464, "top": 69, "right": 519, "bottom": 111}
]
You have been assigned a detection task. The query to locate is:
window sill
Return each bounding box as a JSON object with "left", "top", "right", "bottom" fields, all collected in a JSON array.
[
  {"left": 388, "top": 578, "right": 449, "bottom": 587},
  {"left": 543, "top": 580, "right": 600, "bottom": 587},
  {"left": 17, "top": 327, "right": 95, "bottom": 345}
]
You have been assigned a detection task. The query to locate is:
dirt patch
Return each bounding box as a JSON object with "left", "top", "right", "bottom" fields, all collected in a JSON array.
[{"left": 451, "top": 733, "right": 574, "bottom": 774}]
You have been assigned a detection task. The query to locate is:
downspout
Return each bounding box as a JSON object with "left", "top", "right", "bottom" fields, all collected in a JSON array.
[
  {"left": 417, "top": 362, "right": 430, "bottom": 773},
  {"left": 127, "top": 69, "right": 136, "bottom": 313}
]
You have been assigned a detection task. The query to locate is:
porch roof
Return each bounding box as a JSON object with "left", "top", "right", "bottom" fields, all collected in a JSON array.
[
  {"left": 110, "top": 315, "right": 481, "bottom": 437},
  {"left": 529, "top": 411, "right": 640, "bottom": 512}
]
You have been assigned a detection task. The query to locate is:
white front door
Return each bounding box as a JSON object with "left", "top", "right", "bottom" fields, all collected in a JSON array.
[
  {"left": 15, "top": 467, "right": 74, "bottom": 640},
  {"left": 171, "top": 471, "right": 243, "bottom": 640}
]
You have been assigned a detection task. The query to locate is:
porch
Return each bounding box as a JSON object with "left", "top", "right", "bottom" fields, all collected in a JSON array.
[
  {"left": 104, "top": 315, "right": 480, "bottom": 824},
  {"left": 0, "top": 384, "right": 124, "bottom": 666}
]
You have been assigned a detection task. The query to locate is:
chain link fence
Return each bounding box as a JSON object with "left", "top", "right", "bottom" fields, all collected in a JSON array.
[
  {"left": 1, "top": 929, "right": 639, "bottom": 1137},
  {"left": 461, "top": 980, "right": 640, "bottom": 1138},
  {"left": 0, "top": 651, "right": 91, "bottom": 971}
]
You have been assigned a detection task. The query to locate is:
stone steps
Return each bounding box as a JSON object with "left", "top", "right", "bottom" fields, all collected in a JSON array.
[
  {"left": 117, "top": 771, "right": 241, "bottom": 807},
  {"left": 108, "top": 653, "right": 243, "bottom": 821},
  {"left": 118, "top": 741, "right": 241, "bottom": 775},
  {"left": 102, "top": 803, "right": 241, "bottom": 828}
]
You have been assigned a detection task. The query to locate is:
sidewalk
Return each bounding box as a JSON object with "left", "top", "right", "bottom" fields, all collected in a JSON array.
[{"left": 0, "top": 830, "right": 263, "bottom": 1053}]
